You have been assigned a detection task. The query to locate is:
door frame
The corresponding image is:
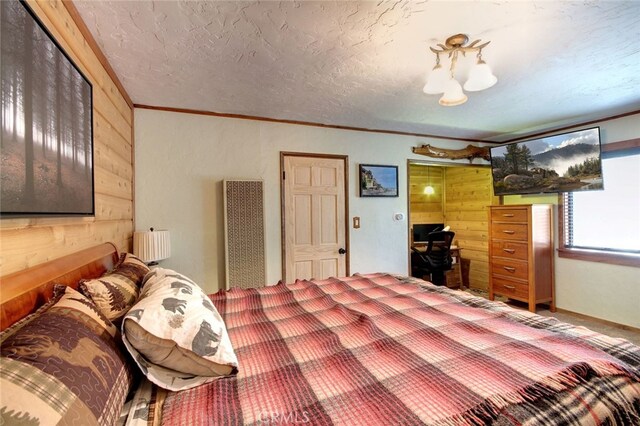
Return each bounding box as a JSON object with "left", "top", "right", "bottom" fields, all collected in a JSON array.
[{"left": 280, "top": 152, "right": 350, "bottom": 281}]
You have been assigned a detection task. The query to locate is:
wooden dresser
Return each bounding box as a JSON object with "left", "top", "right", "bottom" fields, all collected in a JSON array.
[{"left": 488, "top": 204, "right": 555, "bottom": 312}]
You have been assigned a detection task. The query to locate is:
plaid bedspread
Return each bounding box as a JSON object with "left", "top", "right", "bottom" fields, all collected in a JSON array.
[{"left": 154, "top": 274, "right": 639, "bottom": 425}]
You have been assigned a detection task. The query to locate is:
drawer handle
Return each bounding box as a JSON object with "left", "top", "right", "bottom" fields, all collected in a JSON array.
[
  {"left": 503, "top": 248, "right": 516, "bottom": 254},
  {"left": 502, "top": 230, "right": 515, "bottom": 234},
  {"left": 503, "top": 285, "right": 516, "bottom": 290},
  {"left": 502, "top": 214, "right": 515, "bottom": 217},
  {"left": 503, "top": 266, "right": 516, "bottom": 272}
]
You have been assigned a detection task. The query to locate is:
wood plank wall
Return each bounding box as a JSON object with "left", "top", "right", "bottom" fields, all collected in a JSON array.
[
  {"left": 408, "top": 164, "right": 444, "bottom": 229},
  {"left": 443, "top": 167, "right": 498, "bottom": 290},
  {"left": 0, "top": 0, "right": 134, "bottom": 276}
]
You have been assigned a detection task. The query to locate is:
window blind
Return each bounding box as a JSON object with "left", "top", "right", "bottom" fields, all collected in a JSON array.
[{"left": 564, "top": 193, "right": 574, "bottom": 247}]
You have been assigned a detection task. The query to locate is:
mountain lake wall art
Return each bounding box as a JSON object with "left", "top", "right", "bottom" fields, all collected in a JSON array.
[{"left": 490, "top": 127, "right": 603, "bottom": 196}]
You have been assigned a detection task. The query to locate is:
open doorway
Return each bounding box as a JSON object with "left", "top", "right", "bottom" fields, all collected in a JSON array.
[{"left": 406, "top": 160, "right": 497, "bottom": 291}]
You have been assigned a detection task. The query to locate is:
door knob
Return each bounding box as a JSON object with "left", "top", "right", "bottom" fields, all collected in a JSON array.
[{"left": 338, "top": 248, "right": 347, "bottom": 255}]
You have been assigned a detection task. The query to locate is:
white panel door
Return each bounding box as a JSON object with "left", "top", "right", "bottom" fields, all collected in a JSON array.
[{"left": 283, "top": 154, "right": 347, "bottom": 283}]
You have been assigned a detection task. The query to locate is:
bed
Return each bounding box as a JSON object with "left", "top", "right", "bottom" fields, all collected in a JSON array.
[{"left": 1, "top": 243, "right": 639, "bottom": 425}]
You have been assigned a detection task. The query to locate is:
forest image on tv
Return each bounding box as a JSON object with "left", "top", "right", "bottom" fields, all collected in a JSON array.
[
  {"left": 1, "top": 1, "right": 93, "bottom": 216},
  {"left": 491, "top": 128, "right": 603, "bottom": 195}
]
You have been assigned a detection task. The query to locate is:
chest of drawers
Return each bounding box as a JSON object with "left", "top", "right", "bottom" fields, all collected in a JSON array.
[{"left": 488, "top": 205, "right": 555, "bottom": 312}]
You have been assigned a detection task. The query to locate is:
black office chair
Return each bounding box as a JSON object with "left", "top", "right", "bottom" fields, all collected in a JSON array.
[{"left": 411, "top": 231, "right": 455, "bottom": 286}]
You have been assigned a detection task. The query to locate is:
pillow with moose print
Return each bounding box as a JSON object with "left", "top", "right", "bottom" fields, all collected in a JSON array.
[
  {"left": 121, "top": 268, "right": 238, "bottom": 391},
  {"left": 80, "top": 253, "right": 150, "bottom": 322},
  {"left": 0, "top": 286, "right": 136, "bottom": 426}
]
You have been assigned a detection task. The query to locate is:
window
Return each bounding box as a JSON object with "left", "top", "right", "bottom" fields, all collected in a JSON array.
[{"left": 559, "top": 139, "right": 640, "bottom": 267}]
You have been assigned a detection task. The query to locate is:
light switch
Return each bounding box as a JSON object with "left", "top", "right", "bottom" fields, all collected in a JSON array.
[{"left": 353, "top": 217, "right": 361, "bottom": 229}]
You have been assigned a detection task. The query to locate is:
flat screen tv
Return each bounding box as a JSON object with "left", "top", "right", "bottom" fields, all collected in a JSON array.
[
  {"left": 490, "top": 127, "right": 603, "bottom": 196},
  {"left": 1, "top": 0, "right": 94, "bottom": 217}
]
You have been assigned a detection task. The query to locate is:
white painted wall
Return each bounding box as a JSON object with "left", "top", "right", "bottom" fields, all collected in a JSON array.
[
  {"left": 134, "top": 108, "right": 476, "bottom": 294},
  {"left": 504, "top": 114, "right": 640, "bottom": 328},
  {"left": 135, "top": 108, "right": 639, "bottom": 328}
]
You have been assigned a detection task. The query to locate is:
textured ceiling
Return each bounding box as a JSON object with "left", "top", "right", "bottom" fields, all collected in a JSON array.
[{"left": 74, "top": 0, "right": 640, "bottom": 142}]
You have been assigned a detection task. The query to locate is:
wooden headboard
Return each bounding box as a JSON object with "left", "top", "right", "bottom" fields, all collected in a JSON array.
[{"left": 0, "top": 243, "right": 119, "bottom": 330}]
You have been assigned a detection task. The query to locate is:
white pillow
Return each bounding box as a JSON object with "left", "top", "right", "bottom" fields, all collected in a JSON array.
[{"left": 122, "top": 268, "right": 238, "bottom": 391}]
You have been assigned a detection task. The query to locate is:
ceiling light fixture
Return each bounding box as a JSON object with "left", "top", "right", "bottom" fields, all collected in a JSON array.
[{"left": 423, "top": 34, "right": 497, "bottom": 106}]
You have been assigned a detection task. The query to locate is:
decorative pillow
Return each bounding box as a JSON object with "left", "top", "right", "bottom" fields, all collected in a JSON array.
[
  {"left": 80, "top": 253, "right": 150, "bottom": 322},
  {"left": 0, "top": 286, "right": 136, "bottom": 426},
  {"left": 122, "top": 268, "right": 238, "bottom": 391},
  {"left": 0, "top": 291, "right": 61, "bottom": 341}
]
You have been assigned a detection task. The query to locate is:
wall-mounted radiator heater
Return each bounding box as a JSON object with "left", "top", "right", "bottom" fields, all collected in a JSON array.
[{"left": 223, "top": 179, "right": 266, "bottom": 289}]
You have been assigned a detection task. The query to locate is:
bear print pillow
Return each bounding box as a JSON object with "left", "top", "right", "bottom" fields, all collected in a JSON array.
[{"left": 121, "top": 268, "right": 238, "bottom": 391}]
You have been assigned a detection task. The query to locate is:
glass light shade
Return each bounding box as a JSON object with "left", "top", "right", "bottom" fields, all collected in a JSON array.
[
  {"left": 423, "top": 65, "right": 448, "bottom": 94},
  {"left": 439, "top": 78, "right": 468, "bottom": 106},
  {"left": 423, "top": 185, "right": 435, "bottom": 195},
  {"left": 463, "top": 61, "right": 497, "bottom": 92}
]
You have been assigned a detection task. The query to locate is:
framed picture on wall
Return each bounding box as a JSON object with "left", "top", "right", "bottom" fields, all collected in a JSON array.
[
  {"left": 1, "top": 0, "right": 94, "bottom": 217},
  {"left": 359, "top": 164, "right": 398, "bottom": 197}
]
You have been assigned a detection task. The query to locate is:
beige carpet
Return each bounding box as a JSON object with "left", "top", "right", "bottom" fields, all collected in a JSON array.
[{"left": 465, "top": 288, "right": 640, "bottom": 346}]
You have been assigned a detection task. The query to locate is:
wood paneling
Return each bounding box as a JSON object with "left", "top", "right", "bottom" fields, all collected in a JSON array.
[
  {"left": 409, "top": 164, "right": 444, "bottom": 228},
  {"left": 0, "top": 0, "right": 133, "bottom": 276},
  {"left": 444, "top": 167, "right": 498, "bottom": 290},
  {"left": 408, "top": 164, "right": 495, "bottom": 290}
]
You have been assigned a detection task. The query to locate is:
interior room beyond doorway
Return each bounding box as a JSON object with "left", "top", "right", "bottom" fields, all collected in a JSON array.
[{"left": 407, "top": 161, "right": 497, "bottom": 291}]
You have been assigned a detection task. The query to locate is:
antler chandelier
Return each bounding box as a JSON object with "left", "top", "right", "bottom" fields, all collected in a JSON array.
[{"left": 423, "top": 34, "right": 497, "bottom": 106}]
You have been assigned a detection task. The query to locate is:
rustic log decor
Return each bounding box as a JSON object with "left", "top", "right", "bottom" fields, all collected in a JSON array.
[{"left": 412, "top": 144, "right": 490, "bottom": 163}]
